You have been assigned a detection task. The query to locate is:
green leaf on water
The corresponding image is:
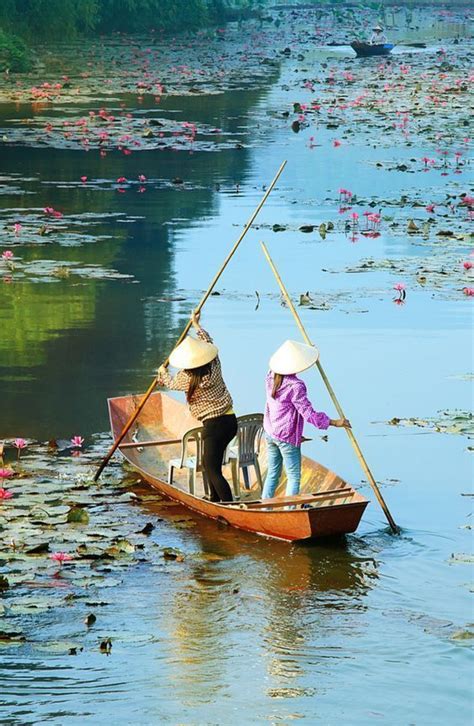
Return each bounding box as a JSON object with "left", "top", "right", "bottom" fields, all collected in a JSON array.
[
  {"left": 33, "top": 640, "right": 79, "bottom": 653},
  {"left": 25, "top": 542, "right": 50, "bottom": 555},
  {"left": 0, "top": 630, "right": 25, "bottom": 642},
  {"left": 105, "top": 539, "right": 135, "bottom": 557},
  {"left": 67, "top": 507, "right": 90, "bottom": 524},
  {"left": 162, "top": 548, "right": 185, "bottom": 562},
  {"left": 451, "top": 629, "right": 474, "bottom": 641}
]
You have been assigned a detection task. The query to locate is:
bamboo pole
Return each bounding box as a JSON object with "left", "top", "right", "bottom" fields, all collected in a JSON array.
[
  {"left": 92, "top": 161, "right": 287, "bottom": 481},
  {"left": 260, "top": 241, "right": 398, "bottom": 533}
]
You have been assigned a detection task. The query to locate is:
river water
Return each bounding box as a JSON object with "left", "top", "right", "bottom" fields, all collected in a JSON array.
[{"left": 0, "top": 5, "right": 472, "bottom": 724}]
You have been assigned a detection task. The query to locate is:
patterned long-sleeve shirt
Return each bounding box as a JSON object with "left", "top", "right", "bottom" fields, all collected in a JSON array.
[
  {"left": 264, "top": 371, "right": 330, "bottom": 447},
  {"left": 157, "top": 327, "right": 233, "bottom": 422}
]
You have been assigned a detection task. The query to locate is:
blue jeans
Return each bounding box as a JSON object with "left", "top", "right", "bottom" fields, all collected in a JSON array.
[{"left": 262, "top": 435, "right": 302, "bottom": 499}]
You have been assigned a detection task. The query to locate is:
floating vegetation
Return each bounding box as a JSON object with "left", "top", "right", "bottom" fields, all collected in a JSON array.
[
  {"left": 338, "top": 250, "right": 473, "bottom": 298},
  {"left": 0, "top": 257, "right": 135, "bottom": 283},
  {"left": 387, "top": 608, "right": 474, "bottom": 646},
  {"left": 0, "top": 208, "right": 140, "bottom": 248},
  {"left": 0, "top": 436, "right": 199, "bottom": 652},
  {"left": 379, "top": 410, "right": 474, "bottom": 437}
]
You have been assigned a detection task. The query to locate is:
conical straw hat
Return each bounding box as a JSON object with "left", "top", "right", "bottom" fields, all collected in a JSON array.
[
  {"left": 269, "top": 340, "right": 319, "bottom": 375},
  {"left": 372, "top": 25, "right": 383, "bottom": 31},
  {"left": 169, "top": 336, "right": 218, "bottom": 370}
]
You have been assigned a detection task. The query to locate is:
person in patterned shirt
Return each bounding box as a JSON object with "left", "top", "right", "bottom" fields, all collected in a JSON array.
[
  {"left": 157, "top": 311, "right": 237, "bottom": 502},
  {"left": 262, "top": 340, "right": 351, "bottom": 500},
  {"left": 370, "top": 25, "right": 387, "bottom": 44}
]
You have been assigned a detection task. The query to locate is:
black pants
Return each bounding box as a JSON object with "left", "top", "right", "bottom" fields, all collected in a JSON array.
[{"left": 202, "top": 414, "right": 238, "bottom": 502}]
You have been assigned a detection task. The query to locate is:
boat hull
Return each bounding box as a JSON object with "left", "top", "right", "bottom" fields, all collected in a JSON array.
[
  {"left": 131, "top": 461, "right": 368, "bottom": 541},
  {"left": 108, "top": 392, "right": 369, "bottom": 542},
  {"left": 351, "top": 42, "right": 394, "bottom": 57}
]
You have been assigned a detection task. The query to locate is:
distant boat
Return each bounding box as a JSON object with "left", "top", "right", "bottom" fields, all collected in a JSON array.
[
  {"left": 351, "top": 42, "right": 394, "bottom": 57},
  {"left": 108, "top": 392, "right": 369, "bottom": 542}
]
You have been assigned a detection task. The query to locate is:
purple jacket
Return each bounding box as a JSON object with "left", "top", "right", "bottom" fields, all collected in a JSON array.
[{"left": 264, "top": 372, "right": 330, "bottom": 447}]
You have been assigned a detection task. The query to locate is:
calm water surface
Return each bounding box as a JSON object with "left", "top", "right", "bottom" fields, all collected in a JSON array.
[{"left": 0, "top": 6, "right": 472, "bottom": 725}]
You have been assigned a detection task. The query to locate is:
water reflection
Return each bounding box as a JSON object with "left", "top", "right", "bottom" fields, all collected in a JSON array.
[
  {"left": 0, "top": 86, "right": 271, "bottom": 438},
  {"left": 139, "top": 495, "right": 377, "bottom": 707}
]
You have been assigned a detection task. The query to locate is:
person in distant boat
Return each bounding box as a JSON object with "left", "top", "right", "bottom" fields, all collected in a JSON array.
[
  {"left": 262, "top": 340, "right": 350, "bottom": 500},
  {"left": 370, "top": 25, "right": 387, "bottom": 44},
  {"left": 157, "top": 311, "right": 237, "bottom": 503}
]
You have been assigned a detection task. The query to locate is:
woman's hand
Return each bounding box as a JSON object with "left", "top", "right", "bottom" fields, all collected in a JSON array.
[
  {"left": 157, "top": 364, "right": 168, "bottom": 378},
  {"left": 330, "top": 418, "right": 351, "bottom": 429},
  {"left": 191, "top": 309, "right": 201, "bottom": 328}
]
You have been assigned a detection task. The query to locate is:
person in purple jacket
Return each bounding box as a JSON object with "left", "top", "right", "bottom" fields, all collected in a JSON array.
[{"left": 262, "top": 340, "right": 351, "bottom": 500}]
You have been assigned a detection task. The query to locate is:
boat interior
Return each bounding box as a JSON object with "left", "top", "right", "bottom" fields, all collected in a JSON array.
[{"left": 109, "top": 392, "right": 365, "bottom": 511}]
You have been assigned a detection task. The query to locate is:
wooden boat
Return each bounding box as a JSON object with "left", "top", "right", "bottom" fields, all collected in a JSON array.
[
  {"left": 351, "top": 41, "right": 394, "bottom": 57},
  {"left": 108, "top": 392, "right": 369, "bottom": 542}
]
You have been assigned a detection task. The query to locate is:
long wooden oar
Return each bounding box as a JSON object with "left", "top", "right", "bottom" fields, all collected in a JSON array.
[
  {"left": 260, "top": 241, "right": 398, "bottom": 533},
  {"left": 92, "top": 161, "right": 287, "bottom": 481}
]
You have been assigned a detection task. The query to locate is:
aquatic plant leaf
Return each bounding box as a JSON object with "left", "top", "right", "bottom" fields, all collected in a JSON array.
[
  {"left": 67, "top": 507, "right": 90, "bottom": 524},
  {"left": 33, "top": 640, "right": 80, "bottom": 653},
  {"left": 0, "top": 630, "right": 25, "bottom": 642}
]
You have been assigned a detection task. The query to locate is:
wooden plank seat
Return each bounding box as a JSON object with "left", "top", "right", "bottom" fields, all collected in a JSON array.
[
  {"left": 119, "top": 438, "right": 181, "bottom": 449},
  {"left": 222, "top": 487, "right": 355, "bottom": 509}
]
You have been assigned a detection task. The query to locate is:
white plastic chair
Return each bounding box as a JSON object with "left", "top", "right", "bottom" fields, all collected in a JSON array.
[{"left": 168, "top": 426, "right": 208, "bottom": 497}]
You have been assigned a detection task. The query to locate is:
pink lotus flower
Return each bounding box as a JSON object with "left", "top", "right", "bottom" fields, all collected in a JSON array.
[
  {"left": 425, "top": 204, "right": 436, "bottom": 213},
  {"left": 50, "top": 552, "right": 73, "bottom": 564},
  {"left": 2, "top": 250, "right": 14, "bottom": 260},
  {"left": 463, "top": 287, "right": 474, "bottom": 296},
  {"left": 80, "top": 176, "right": 88, "bottom": 183},
  {"left": 0, "top": 468, "right": 14, "bottom": 479},
  {"left": 70, "top": 435, "right": 84, "bottom": 448},
  {"left": 116, "top": 176, "right": 127, "bottom": 183},
  {"left": 14, "top": 438, "right": 26, "bottom": 461},
  {"left": 394, "top": 282, "right": 406, "bottom": 291},
  {"left": 138, "top": 174, "right": 147, "bottom": 182},
  {"left": 0, "top": 488, "right": 13, "bottom": 500},
  {"left": 44, "top": 207, "right": 63, "bottom": 219},
  {"left": 339, "top": 189, "right": 353, "bottom": 203},
  {"left": 333, "top": 139, "right": 341, "bottom": 147},
  {"left": 463, "top": 261, "right": 473, "bottom": 271},
  {"left": 13, "top": 223, "right": 22, "bottom": 236}
]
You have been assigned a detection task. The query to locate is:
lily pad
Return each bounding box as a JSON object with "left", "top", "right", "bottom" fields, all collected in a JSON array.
[{"left": 67, "top": 507, "right": 90, "bottom": 525}]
